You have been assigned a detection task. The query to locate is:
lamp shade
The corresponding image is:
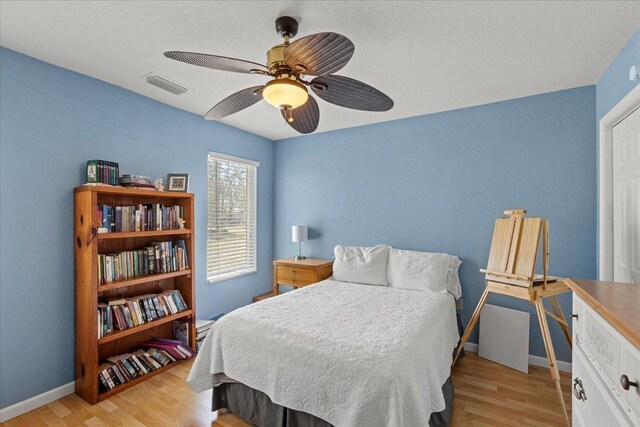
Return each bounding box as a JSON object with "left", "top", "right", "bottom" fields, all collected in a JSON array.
[
  {"left": 263, "top": 79, "right": 309, "bottom": 109},
  {"left": 291, "top": 225, "right": 308, "bottom": 243},
  {"left": 631, "top": 64, "right": 640, "bottom": 81}
]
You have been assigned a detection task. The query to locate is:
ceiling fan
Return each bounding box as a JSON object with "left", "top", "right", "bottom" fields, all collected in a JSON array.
[{"left": 164, "top": 16, "right": 394, "bottom": 134}]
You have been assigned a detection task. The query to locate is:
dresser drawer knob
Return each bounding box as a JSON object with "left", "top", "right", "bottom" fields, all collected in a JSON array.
[
  {"left": 573, "top": 377, "right": 587, "bottom": 401},
  {"left": 621, "top": 375, "right": 638, "bottom": 391},
  {"left": 571, "top": 313, "right": 578, "bottom": 320}
]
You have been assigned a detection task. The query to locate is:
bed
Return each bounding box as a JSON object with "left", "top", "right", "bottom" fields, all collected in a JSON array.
[{"left": 188, "top": 246, "right": 462, "bottom": 427}]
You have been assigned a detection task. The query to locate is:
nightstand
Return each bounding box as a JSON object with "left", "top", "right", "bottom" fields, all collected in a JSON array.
[{"left": 273, "top": 258, "right": 333, "bottom": 296}]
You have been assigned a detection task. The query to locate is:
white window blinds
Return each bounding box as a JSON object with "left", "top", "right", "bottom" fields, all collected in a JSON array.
[{"left": 207, "top": 152, "right": 258, "bottom": 283}]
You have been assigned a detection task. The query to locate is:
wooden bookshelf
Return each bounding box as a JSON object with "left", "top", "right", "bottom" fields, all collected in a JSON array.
[
  {"left": 97, "top": 270, "right": 192, "bottom": 293},
  {"left": 74, "top": 186, "right": 196, "bottom": 404},
  {"left": 97, "top": 310, "right": 193, "bottom": 344},
  {"left": 97, "top": 229, "right": 192, "bottom": 240}
]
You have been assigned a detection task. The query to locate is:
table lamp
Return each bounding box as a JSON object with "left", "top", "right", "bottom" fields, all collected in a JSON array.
[{"left": 291, "top": 225, "right": 308, "bottom": 260}]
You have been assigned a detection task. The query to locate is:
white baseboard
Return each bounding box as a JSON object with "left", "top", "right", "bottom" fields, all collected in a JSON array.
[
  {"left": 463, "top": 342, "right": 572, "bottom": 373},
  {"left": 0, "top": 381, "right": 75, "bottom": 422}
]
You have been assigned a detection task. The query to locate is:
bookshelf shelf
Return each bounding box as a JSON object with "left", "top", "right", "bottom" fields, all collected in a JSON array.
[
  {"left": 74, "top": 185, "right": 194, "bottom": 199},
  {"left": 97, "top": 229, "right": 192, "bottom": 240},
  {"left": 97, "top": 359, "right": 187, "bottom": 401},
  {"left": 74, "top": 186, "right": 195, "bottom": 404},
  {"left": 97, "top": 270, "right": 192, "bottom": 293},
  {"left": 98, "top": 309, "right": 194, "bottom": 344}
]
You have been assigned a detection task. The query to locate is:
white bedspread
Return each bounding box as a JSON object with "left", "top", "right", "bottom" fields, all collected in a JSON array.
[{"left": 187, "top": 279, "right": 459, "bottom": 427}]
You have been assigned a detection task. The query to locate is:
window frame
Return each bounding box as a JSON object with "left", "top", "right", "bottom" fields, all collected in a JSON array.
[{"left": 206, "top": 151, "right": 259, "bottom": 284}]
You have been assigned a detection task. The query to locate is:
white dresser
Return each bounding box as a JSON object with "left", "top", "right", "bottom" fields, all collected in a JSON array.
[{"left": 568, "top": 279, "right": 640, "bottom": 427}]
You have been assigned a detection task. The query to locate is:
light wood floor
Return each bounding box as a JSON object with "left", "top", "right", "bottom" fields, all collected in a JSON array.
[{"left": 2, "top": 352, "right": 571, "bottom": 427}]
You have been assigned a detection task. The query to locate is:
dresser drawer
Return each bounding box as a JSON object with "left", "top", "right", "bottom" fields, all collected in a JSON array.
[
  {"left": 276, "top": 266, "right": 316, "bottom": 285},
  {"left": 575, "top": 294, "right": 640, "bottom": 425},
  {"left": 573, "top": 346, "right": 632, "bottom": 427},
  {"left": 618, "top": 344, "right": 640, "bottom": 423},
  {"left": 582, "top": 308, "right": 622, "bottom": 385}
]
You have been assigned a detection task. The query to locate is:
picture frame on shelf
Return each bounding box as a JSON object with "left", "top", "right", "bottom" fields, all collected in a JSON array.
[{"left": 167, "top": 173, "right": 189, "bottom": 192}]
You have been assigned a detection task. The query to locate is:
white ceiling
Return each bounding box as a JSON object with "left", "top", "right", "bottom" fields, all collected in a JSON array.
[{"left": 1, "top": 1, "right": 639, "bottom": 141}]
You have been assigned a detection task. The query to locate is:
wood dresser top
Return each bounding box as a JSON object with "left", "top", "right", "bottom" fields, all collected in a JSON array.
[
  {"left": 566, "top": 278, "right": 640, "bottom": 349},
  {"left": 273, "top": 258, "right": 333, "bottom": 268}
]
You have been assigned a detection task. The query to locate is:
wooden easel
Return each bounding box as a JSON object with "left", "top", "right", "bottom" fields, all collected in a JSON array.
[{"left": 453, "top": 209, "right": 572, "bottom": 426}]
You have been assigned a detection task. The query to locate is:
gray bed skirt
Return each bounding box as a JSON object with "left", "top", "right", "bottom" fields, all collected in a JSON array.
[{"left": 212, "top": 376, "right": 454, "bottom": 427}]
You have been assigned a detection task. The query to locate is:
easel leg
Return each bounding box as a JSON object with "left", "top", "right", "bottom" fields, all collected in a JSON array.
[
  {"left": 549, "top": 295, "right": 572, "bottom": 348},
  {"left": 535, "top": 298, "right": 570, "bottom": 427},
  {"left": 453, "top": 287, "right": 490, "bottom": 366}
]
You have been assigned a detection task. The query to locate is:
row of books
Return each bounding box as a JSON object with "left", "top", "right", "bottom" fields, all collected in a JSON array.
[
  {"left": 196, "top": 319, "right": 215, "bottom": 352},
  {"left": 98, "top": 290, "right": 189, "bottom": 338},
  {"left": 98, "top": 338, "right": 195, "bottom": 391},
  {"left": 97, "top": 204, "right": 185, "bottom": 233},
  {"left": 98, "top": 240, "right": 189, "bottom": 284},
  {"left": 86, "top": 160, "right": 119, "bottom": 186},
  {"left": 119, "top": 174, "right": 155, "bottom": 189}
]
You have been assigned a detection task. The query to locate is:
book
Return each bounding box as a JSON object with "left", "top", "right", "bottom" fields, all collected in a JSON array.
[
  {"left": 133, "top": 351, "right": 153, "bottom": 373},
  {"left": 97, "top": 371, "right": 110, "bottom": 390},
  {"left": 154, "top": 338, "right": 195, "bottom": 357},
  {"left": 129, "top": 354, "right": 149, "bottom": 375},
  {"left": 86, "top": 160, "right": 99, "bottom": 184},
  {"left": 172, "top": 320, "right": 189, "bottom": 347},
  {"left": 87, "top": 160, "right": 119, "bottom": 185},
  {"left": 121, "top": 306, "right": 134, "bottom": 328},
  {"left": 152, "top": 297, "right": 166, "bottom": 317},
  {"left": 97, "top": 363, "right": 116, "bottom": 390},
  {"left": 158, "top": 349, "right": 176, "bottom": 363},
  {"left": 135, "top": 349, "right": 162, "bottom": 370},
  {"left": 97, "top": 303, "right": 113, "bottom": 338},
  {"left": 196, "top": 319, "right": 215, "bottom": 333},
  {"left": 124, "top": 354, "right": 144, "bottom": 377},
  {"left": 147, "top": 348, "right": 171, "bottom": 366},
  {"left": 110, "top": 363, "right": 126, "bottom": 385},
  {"left": 141, "top": 341, "right": 187, "bottom": 360},
  {"left": 119, "top": 175, "right": 155, "bottom": 189},
  {"left": 106, "top": 355, "right": 134, "bottom": 381}
]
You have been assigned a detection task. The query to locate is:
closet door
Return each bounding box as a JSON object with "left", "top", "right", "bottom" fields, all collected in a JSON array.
[{"left": 612, "top": 107, "right": 640, "bottom": 283}]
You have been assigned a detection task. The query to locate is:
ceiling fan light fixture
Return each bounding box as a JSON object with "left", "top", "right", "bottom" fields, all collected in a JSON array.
[
  {"left": 164, "top": 16, "right": 393, "bottom": 134},
  {"left": 263, "top": 79, "right": 308, "bottom": 109}
]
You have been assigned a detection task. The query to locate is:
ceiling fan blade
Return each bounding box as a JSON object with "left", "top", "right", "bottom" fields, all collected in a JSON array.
[
  {"left": 164, "top": 51, "right": 269, "bottom": 74},
  {"left": 283, "top": 32, "right": 354, "bottom": 76},
  {"left": 204, "top": 86, "right": 264, "bottom": 120},
  {"left": 310, "top": 75, "right": 393, "bottom": 111},
  {"left": 281, "top": 95, "right": 320, "bottom": 134}
]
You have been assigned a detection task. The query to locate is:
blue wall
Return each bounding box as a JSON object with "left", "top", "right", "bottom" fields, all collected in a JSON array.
[
  {"left": 0, "top": 47, "right": 274, "bottom": 408},
  {"left": 596, "top": 28, "right": 640, "bottom": 121},
  {"left": 274, "top": 86, "right": 597, "bottom": 363}
]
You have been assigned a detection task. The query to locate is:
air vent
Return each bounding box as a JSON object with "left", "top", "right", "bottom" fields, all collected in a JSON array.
[{"left": 145, "top": 73, "right": 189, "bottom": 95}]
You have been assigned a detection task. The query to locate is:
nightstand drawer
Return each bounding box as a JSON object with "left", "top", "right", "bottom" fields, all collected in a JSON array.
[
  {"left": 273, "top": 258, "right": 333, "bottom": 296},
  {"left": 277, "top": 267, "right": 315, "bottom": 285}
]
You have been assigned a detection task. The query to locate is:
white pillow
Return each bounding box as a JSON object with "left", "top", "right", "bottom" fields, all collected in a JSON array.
[
  {"left": 333, "top": 245, "right": 390, "bottom": 286},
  {"left": 387, "top": 248, "right": 462, "bottom": 298}
]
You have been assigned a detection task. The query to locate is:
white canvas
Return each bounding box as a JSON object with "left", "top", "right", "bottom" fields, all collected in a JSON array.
[{"left": 479, "top": 304, "right": 530, "bottom": 374}]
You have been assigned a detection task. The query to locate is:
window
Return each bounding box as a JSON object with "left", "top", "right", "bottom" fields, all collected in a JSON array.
[{"left": 207, "top": 152, "right": 258, "bottom": 283}]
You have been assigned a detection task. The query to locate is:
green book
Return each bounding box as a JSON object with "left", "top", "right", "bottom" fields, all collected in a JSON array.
[{"left": 86, "top": 160, "right": 99, "bottom": 183}]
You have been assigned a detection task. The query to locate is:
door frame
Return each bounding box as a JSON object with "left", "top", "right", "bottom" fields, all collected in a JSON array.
[{"left": 598, "top": 83, "right": 640, "bottom": 280}]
